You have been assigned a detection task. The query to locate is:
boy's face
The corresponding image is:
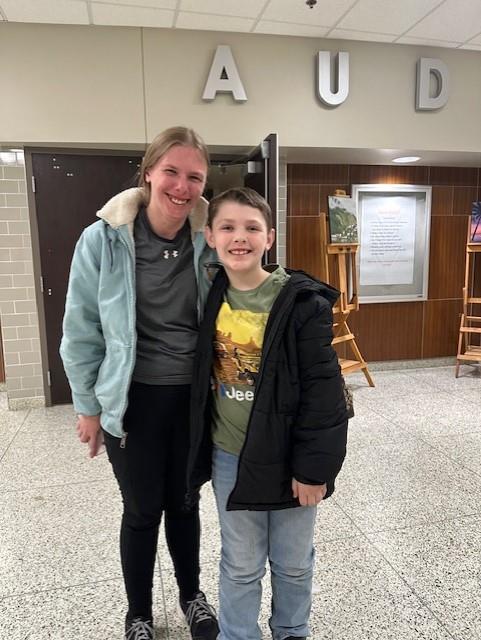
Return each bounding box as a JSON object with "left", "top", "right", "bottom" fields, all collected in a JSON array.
[{"left": 205, "top": 202, "right": 275, "bottom": 278}]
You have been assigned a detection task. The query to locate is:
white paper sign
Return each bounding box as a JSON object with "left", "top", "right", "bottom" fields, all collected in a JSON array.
[{"left": 359, "top": 195, "right": 416, "bottom": 286}]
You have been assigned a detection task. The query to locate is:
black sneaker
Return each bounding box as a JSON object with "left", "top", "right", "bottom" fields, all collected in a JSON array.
[
  {"left": 180, "top": 591, "right": 219, "bottom": 640},
  {"left": 124, "top": 616, "right": 154, "bottom": 640}
]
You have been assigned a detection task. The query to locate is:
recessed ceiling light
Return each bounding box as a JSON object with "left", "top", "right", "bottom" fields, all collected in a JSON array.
[{"left": 392, "top": 156, "right": 421, "bottom": 164}]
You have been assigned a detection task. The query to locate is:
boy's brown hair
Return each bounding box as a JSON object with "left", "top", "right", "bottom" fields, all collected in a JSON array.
[{"left": 207, "top": 187, "right": 272, "bottom": 229}]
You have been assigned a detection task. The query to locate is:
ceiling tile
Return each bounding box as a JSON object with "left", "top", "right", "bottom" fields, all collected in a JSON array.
[
  {"left": 100, "top": 0, "right": 176, "bottom": 8},
  {"left": 336, "top": 0, "right": 442, "bottom": 36},
  {"left": 328, "top": 29, "right": 396, "bottom": 43},
  {"left": 0, "top": 0, "right": 89, "bottom": 24},
  {"left": 91, "top": 3, "right": 174, "bottom": 27},
  {"left": 406, "top": 0, "right": 481, "bottom": 43},
  {"left": 179, "top": 0, "right": 266, "bottom": 19},
  {"left": 262, "top": 0, "right": 355, "bottom": 27},
  {"left": 176, "top": 12, "right": 254, "bottom": 33},
  {"left": 254, "top": 20, "right": 328, "bottom": 38},
  {"left": 396, "top": 35, "right": 460, "bottom": 48}
]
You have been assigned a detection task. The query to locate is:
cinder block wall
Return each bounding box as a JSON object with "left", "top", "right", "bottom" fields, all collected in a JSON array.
[{"left": 0, "top": 156, "right": 44, "bottom": 409}]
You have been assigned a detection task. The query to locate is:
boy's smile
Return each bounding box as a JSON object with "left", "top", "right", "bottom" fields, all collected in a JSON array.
[{"left": 205, "top": 202, "right": 275, "bottom": 290}]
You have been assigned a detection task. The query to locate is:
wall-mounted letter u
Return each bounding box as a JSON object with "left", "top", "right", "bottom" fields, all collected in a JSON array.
[{"left": 317, "top": 51, "right": 349, "bottom": 107}]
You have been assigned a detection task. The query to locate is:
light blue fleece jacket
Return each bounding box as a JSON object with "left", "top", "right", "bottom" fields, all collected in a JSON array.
[{"left": 60, "top": 187, "right": 216, "bottom": 438}]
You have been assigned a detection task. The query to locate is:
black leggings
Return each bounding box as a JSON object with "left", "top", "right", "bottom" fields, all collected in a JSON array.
[{"left": 103, "top": 382, "right": 200, "bottom": 619}]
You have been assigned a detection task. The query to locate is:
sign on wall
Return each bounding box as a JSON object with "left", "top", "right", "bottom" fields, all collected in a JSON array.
[
  {"left": 352, "top": 184, "right": 432, "bottom": 303},
  {"left": 201, "top": 45, "right": 449, "bottom": 111}
]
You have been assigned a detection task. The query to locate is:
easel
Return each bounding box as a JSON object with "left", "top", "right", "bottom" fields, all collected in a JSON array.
[
  {"left": 320, "top": 205, "right": 374, "bottom": 387},
  {"left": 455, "top": 219, "right": 481, "bottom": 376}
]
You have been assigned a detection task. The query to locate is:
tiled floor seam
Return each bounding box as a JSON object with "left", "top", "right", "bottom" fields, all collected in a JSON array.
[
  {"left": 412, "top": 436, "right": 481, "bottom": 481},
  {"left": 156, "top": 553, "right": 170, "bottom": 639},
  {"left": 331, "top": 498, "right": 463, "bottom": 639},
  {"left": 365, "top": 535, "right": 460, "bottom": 640},
  {"left": 0, "top": 407, "right": 31, "bottom": 464},
  {"left": 0, "top": 575, "right": 125, "bottom": 601},
  {"left": 356, "top": 511, "right": 481, "bottom": 536},
  {"left": 0, "top": 478, "right": 110, "bottom": 495}
]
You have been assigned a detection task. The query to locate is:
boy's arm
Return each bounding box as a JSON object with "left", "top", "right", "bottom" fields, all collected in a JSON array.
[{"left": 291, "top": 295, "right": 348, "bottom": 497}]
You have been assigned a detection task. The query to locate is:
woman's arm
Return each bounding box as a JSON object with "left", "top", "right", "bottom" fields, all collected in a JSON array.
[{"left": 60, "top": 225, "right": 106, "bottom": 417}]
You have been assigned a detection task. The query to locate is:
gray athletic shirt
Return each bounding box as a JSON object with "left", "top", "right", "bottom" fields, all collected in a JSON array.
[{"left": 132, "top": 207, "right": 198, "bottom": 385}]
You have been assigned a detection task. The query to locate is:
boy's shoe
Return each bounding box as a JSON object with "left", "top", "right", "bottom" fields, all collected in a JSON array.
[
  {"left": 124, "top": 615, "right": 154, "bottom": 640},
  {"left": 179, "top": 591, "right": 219, "bottom": 640}
]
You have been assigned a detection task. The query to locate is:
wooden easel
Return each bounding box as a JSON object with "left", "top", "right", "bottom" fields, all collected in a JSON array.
[
  {"left": 320, "top": 210, "right": 374, "bottom": 387},
  {"left": 455, "top": 219, "right": 481, "bottom": 376}
]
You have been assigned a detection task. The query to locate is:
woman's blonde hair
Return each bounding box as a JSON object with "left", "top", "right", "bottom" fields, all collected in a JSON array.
[{"left": 138, "top": 126, "right": 210, "bottom": 203}]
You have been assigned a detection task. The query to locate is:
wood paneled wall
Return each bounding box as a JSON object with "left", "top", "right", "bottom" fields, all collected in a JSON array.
[{"left": 287, "top": 164, "right": 480, "bottom": 361}]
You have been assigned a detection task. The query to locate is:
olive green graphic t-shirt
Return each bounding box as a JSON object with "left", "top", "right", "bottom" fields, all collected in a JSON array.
[{"left": 211, "top": 266, "right": 289, "bottom": 455}]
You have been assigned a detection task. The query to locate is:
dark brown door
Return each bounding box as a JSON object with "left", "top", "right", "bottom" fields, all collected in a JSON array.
[
  {"left": 31, "top": 152, "right": 142, "bottom": 404},
  {"left": 243, "top": 133, "right": 278, "bottom": 262}
]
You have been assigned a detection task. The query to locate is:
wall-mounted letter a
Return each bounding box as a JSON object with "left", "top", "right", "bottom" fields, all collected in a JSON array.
[{"left": 203, "top": 45, "right": 247, "bottom": 102}]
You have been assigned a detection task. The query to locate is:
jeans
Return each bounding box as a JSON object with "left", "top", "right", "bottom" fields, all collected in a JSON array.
[{"left": 212, "top": 446, "right": 316, "bottom": 640}]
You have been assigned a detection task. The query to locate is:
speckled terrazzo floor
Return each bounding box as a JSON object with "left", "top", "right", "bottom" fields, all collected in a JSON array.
[{"left": 1, "top": 364, "right": 481, "bottom": 639}]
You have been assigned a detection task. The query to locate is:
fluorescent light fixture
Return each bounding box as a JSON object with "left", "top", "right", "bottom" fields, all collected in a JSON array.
[
  {"left": 392, "top": 156, "right": 421, "bottom": 164},
  {"left": 0, "top": 152, "right": 16, "bottom": 164},
  {"left": 0, "top": 149, "right": 25, "bottom": 165}
]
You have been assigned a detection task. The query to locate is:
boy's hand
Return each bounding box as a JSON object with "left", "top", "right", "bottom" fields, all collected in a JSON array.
[{"left": 292, "top": 478, "right": 327, "bottom": 506}]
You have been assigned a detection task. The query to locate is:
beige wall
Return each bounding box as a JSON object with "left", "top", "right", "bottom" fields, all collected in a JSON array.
[
  {"left": 0, "top": 21, "right": 480, "bottom": 407},
  {"left": 1, "top": 22, "right": 481, "bottom": 152}
]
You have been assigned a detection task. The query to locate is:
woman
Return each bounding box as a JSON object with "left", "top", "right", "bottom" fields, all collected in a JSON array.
[{"left": 60, "top": 127, "right": 219, "bottom": 640}]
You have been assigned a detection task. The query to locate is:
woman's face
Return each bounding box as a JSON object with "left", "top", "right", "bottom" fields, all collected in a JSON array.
[{"left": 145, "top": 145, "right": 208, "bottom": 223}]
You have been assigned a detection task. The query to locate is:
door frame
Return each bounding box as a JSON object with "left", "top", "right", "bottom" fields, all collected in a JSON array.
[{"left": 25, "top": 146, "right": 146, "bottom": 406}]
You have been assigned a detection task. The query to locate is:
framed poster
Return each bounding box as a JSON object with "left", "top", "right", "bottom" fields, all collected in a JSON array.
[
  {"left": 351, "top": 184, "right": 432, "bottom": 303},
  {"left": 327, "top": 195, "right": 358, "bottom": 243}
]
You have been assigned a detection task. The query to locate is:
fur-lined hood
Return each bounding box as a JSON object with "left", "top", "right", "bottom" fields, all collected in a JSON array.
[{"left": 96, "top": 187, "right": 209, "bottom": 238}]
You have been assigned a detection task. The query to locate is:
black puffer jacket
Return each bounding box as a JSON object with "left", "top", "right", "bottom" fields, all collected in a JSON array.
[{"left": 187, "top": 267, "right": 348, "bottom": 511}]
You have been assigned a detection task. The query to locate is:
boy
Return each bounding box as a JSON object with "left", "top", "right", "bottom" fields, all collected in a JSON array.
[{"left": 187, "top": 187, "right": 348, "bottom": 640}]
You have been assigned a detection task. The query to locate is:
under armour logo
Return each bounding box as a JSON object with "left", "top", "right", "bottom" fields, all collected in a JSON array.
[
  {"left": 163, "top": 250, "right": 170, "bottom": 259},
  {"left": 172, "top": 250, "right": 179, "bottom": 258}
]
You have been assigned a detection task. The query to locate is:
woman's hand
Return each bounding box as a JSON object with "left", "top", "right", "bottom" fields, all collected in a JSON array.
[
  {"left": 292, "top": 478, "right": 327, "bottom": 506},
  {"left": 76, "top": 414, "right": 104, "bottom": 458}
]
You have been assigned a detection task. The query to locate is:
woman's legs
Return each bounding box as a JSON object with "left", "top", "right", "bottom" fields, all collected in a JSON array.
[
  {"left": 164, "top": 384, "right": 200, "bottom": 600},
  {"left": 104, "top": 382, "right": 200, "bottom": 618}
]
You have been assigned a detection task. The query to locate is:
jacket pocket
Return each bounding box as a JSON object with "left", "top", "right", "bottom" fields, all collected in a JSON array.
[{"left": 94, "top": 342, "right": 132, "bottom": 415}]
